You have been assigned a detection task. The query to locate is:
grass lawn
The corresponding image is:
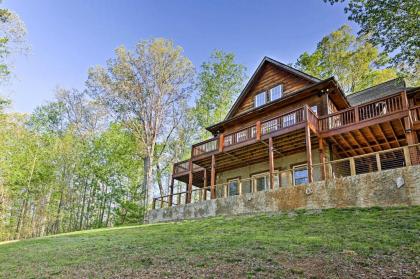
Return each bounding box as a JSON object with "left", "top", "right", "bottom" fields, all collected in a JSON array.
[{"left": 0, "top": 206, "right": 419, "bottom": 278}]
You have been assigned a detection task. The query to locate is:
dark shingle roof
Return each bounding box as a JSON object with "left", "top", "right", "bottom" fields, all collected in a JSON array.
[{"left": 347, "top": 78, "right": 406, "bottom": 106}]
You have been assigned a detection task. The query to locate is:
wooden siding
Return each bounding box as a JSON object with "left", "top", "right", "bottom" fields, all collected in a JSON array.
[{"left": 233, "top": 63, "right": 313, "bottom": 117}]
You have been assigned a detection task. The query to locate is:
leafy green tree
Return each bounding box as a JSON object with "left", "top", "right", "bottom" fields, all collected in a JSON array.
[
  {"left": 295, "top": 25, "right": 397, "bottom": 94},
  {"left": 0, "top": 3, "right": 28, "bottom": 81},
  {"left": 325, "top": 0, "right": 419, "bottom": 70},
  {"left": 87, "top": 38, "right": 194, "bottom": 206},
  {"left": 193, "top": 50, "right": 246, "bottom": 139}
]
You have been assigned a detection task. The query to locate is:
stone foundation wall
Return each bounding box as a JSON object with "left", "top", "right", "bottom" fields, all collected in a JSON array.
[{"left": 146, "top": 165, "right": 420, "bottom": 224}]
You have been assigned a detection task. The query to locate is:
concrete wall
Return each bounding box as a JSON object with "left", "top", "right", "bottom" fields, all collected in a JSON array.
[{"left": 146, "top": 165, "right": 420, "bottom": 224}]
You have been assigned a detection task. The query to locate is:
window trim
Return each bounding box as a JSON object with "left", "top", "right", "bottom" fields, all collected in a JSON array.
[
  {"left": 254, "top": 91, "right": 267, "bottom": 108},
  {"left": 269, "top": 84, "right": 283, "bottom": 101},
  {"left": 227, "top": 177, "right": 240, "bottom": 196},
  {"left": 292, "top": 163, "right": 309, "bottom": 186}
]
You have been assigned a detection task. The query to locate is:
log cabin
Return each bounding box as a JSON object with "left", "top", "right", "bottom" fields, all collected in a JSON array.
[{"left": 154, "top": 57, "right": 420, "bottom": 208}]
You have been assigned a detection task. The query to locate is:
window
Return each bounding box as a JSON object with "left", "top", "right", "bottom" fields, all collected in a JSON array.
[
  {"left": 310, "top": 105, "right": 318, "bottom": 116},
  {"left": 254, "top": 175, "right": 268, "bottom": 191},
  {"left": 293, "top": 165, "right": 308, "bottom": 186},
  {"left": 270, "top": 85, "right": 282, "bottom": 101},
  {"left": 228, "top": 179, "right": 239, "bottom": 196},
  {"left": 254, "top": 92, "right": 266, "bottom": 107},
  {"left": 282, "top": 112, "right": 296, "bottom": 127},
  {"left": 252, "top": 173, "right": 269, "bottom": 192}
]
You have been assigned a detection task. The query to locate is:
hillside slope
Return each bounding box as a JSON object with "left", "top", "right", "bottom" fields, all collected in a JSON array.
[{"left": 0, "top": 207, "right": 419, "bottom": 278}]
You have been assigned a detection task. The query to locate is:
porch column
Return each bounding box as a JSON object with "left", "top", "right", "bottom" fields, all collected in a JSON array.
[
  {"left": 318, "top": 137, "right": 327, "bottom": 180},
  {"left": 305, "top": 124, "right": 313, "bottom": 183},
  {"left": 268, "top": 137, "right": 275, "bottom": 190},
  {"left": 203, "top": 169, "right": 207, "bottom": 200},
  {"left": 210, "top": 154, "right": 216, "bottom": 199},
  {"left": 187, "top": 159, "right": 193, "bottom": 204}
]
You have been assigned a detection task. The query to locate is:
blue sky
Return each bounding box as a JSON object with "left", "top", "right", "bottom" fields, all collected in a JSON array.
[{"left": 3, "top": 0, "right": 356, "bottom": 113}]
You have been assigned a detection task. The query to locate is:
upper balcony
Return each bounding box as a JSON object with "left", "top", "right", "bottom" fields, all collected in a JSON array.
[
  {"left": 173, "top": 91, "right": 415, "bottom": 178},
  {"left": 191, "top": 106, "right": 316, "bottom": 161}
]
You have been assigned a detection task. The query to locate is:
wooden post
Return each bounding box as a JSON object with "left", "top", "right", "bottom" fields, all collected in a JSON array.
[
  {"left": 376, "top": 153, "right": 382, "bottom": 171},
  {"left": 224, "top": 184, "right": 227, "bottom": 198},
  {"left": 349, "top": 158, "right": 356, "bottom": 176},
  {"left": 305, "top": 124, "right": 313, "bottom": 183},
  {"left": 187, "top": 159, "right": 193, "bottom": 204},
  {"left": 268, "top": 137, "right": 275, "bottom": 190},
  {"left": 152, "top": 198, "right": 156, "bottom": 210},
  {"left": 203, "top": 169, "right": 207, "bottom": 200},
  {"left": 318, "top": 137, "right": 327, "bottom": 180},
  {"left": 210, "top": 154, "right": 216, "bottom": 199},
  {"left": 403, "top": 146, "right": 412, "bottom": 166},
  {"left": 219, "top": 134, "right": 224, "bottom": 152},
  {"left": 401, "top": 91, "right": 409, "bottom": 109},
  {"left": 239, "top": 181, "right": 243, "bottom": 195},
  {"left": 177, "top": 193, "right": 181, "bottom": 205},
  {"left": 321, "top": 92, "right": 329, "bottom": 116},
  {"left": 160, "top": 198, "right": 164, "bottom": 209},
  {"left": 256, "top": 121, "right": 261, "bottom": 140},
  {"left": 354, "top": 106, "right": 360, "bottom": 123}
]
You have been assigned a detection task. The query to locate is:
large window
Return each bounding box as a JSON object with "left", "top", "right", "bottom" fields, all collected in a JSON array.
[
  {"left": 270, "top": 85, "right": 282, "bottom": 101},
  {"left": 228, "top": 179, "right": 239, "bottom": 196},
  {"left": 293, "top": 165, "right": 308, "bottom": 186},
  {"left": 254, "top": 175, "right": 268, "bottom": 191},
  {"left": 252, "top": 172, "right": 280, "bottom": 191},
  {"left": 254, "top": 92, "right": 266, "bottom": 107}
]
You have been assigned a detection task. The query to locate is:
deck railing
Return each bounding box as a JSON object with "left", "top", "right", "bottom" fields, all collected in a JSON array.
[
  {"left": 153, "top": 143, "right": 420, "bottom": 209},
  {"left": 191, "top": 94, "right": 410, "bottom": 159},
  {"left": 192, "top": 137, "right": 219, "bottom": 157},
  {"left": 319, "top": 93, "right": 404, "bottom": 132},
  {"left": 173, "top": 160, "right": 204, "bottom": 176},
  {"left": 261, "top": 107, "right": 304, "bottom": 135},
  {"left": 224, "top": 124, "right": 257, "bottom": 147},
  {"left": 410, "top": 105, "right": 420, "bottom": 122}
]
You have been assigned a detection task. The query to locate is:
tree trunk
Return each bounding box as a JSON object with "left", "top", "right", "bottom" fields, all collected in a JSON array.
[
  {"left": 143, "top": 155, "right": 154, "bottom": 208},
  {"left": 156, "top": 163, "right": 165, "bottom": 198}
]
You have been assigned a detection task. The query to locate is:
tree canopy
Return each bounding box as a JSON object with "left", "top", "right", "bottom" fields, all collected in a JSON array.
[
  {"left": 193, "top": 50, "right": 246, "bottom": 139},
  {"left": 325, "top": 0, "right": 419, "bottom": 82},
  {"left": 295, "top": 25, "right": 398, "bottom": 94}
]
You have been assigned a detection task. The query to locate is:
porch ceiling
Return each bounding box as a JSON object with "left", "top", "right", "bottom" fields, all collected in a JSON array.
[{"left": 327, "top": 119, "right": 407, "bottom": 158}]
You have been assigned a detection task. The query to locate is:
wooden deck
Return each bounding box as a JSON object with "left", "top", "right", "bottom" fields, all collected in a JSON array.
[{"left": 175, "top": 92, "right": 416, "bottom": 179}]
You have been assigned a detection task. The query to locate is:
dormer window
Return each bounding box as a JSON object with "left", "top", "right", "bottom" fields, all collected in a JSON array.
[
  {"left": 270, "top": 85, "right": 282, "bottom": 101},
  {"left": 254, "top": 92, "right": 266, "bottom": 107}
]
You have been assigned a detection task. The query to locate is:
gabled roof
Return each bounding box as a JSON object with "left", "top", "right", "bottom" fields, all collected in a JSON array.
[
  {"left": 224, "top": 57, "right": 321, "bottom": 120},
  {"left": 347, "top": 78, "right": 406, "bottom": 106}
]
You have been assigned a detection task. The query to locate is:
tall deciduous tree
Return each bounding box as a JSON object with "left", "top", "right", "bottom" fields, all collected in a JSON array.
[
  {"left": 193, "top": 50, "right": 246, "bottom": 139},
  {"left": 295, "top": 25, "right": 397, "bottom": 94},
  {"left": 325, "top": 0, "right": 419, "bottom": 79},
  {"left": 86, "top": 38, "right": 194, "bottom": 207},
  {"left": 0, "top": 3, "right": 28, "bottom": 81}
]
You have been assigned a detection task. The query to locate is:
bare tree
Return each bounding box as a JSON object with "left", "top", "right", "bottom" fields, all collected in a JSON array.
[{"left": 86, "top": 38, "right": 194, "bottom": 208}]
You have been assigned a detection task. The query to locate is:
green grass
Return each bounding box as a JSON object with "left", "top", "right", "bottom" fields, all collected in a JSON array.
[{"left": 1, "top": 207, "right": 419, "bottom": 278}]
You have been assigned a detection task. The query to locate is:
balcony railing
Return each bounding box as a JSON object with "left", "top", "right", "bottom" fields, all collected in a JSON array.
[
  {"left": 153, "top": 144, "right": 420, "bottom": 209},
  {"left": 192, "top": 137, "right": 219, "bottom": 157},
  {"left": 410, "top": 105, "right": 420, "bottom": 122},
  {"left": 190, "top": 94, "right": 411, "bottom": 160},
  {"left": 224, "top": 124, "right": 256, "bottom": 147},
  {"left": 261, "top": 107, "right": 305, "bottom": 135},
  {"left": 173, "top": 160, "right": 204, "bottom": 176},
  {"left": 318, "top": 93, "right": 405, "bottom": 132}
]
